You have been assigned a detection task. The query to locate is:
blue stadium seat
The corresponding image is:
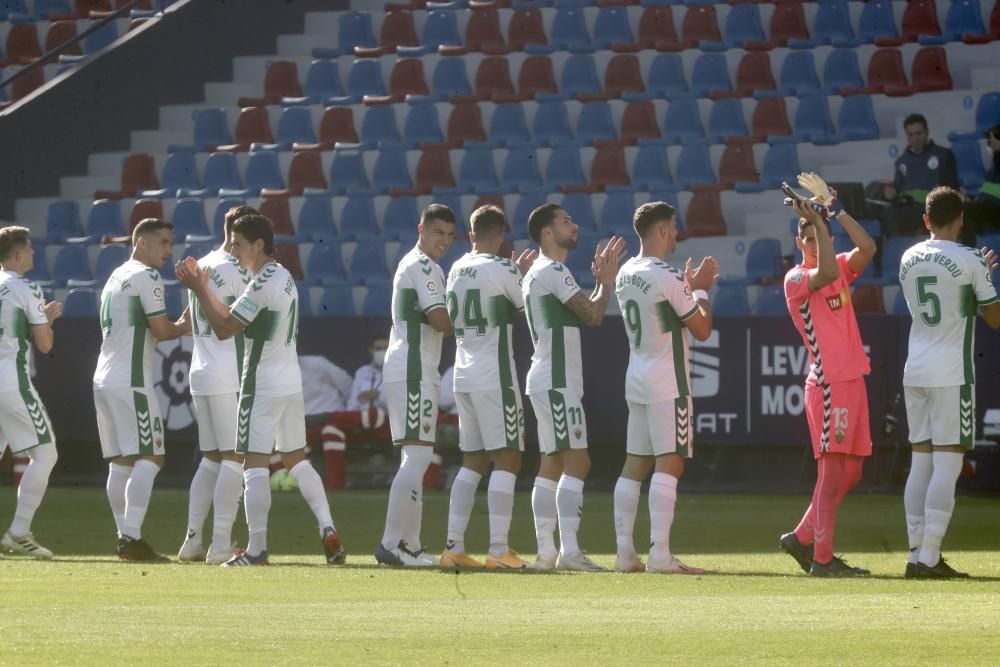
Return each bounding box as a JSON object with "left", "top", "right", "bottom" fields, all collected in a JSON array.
[
  {"left": 550, "top": 7, "right": 592, "bottom": 50},
  {"left": 202, "top": 152, "right": 244, "bottom": 196},
  {"left": 288, "top": 60, "right": 343, "bottom": 104},
  {"left": 675, "top": 142, "right": 715, "bottom": 189},
  {"left": 951, "top": 139, "right": 987, "bottom": 189},
  {"left": 813, "top": 0, "right": 857, "bottom": 46},
  {"left": 502, "top": 148, "right": 543, "bottom": 192},
  {"left": 881, "top": 236, "right": 923, "bottom": 285},
  {"left": 438, "top": 240, "right": 471, "bottom": 275},
  {"left": 950, "top": 93, "right": 1000, "bottom": 142},
  {"left": 184, "top": 240, "right": 215, "bottom": 262},
  {"left": 822, "top": 48, "right": 864, "bottom": 94},
  {"left": 244, "top": 151, "right": 286, "bottom": 192},
  {"left": 760, "top": 143, "right": 800, "bottom": 187},
  {"left": 372, "top": 145, "right": 413, "bottom": 192},
  {"left": 662, "top": 98, "right": 704, "bottom": 144},
  {"left": 298, "top": 195, "right": 337, "bottom": 240},
  {"left": 24, "top": 240, "right": 49, "bottom": 282},
  {"left": 723, "top": 4, "right": 765, "bottom": 48},
  {"left": 560, "top": 54, "right": 602, "bottom": 99},
  {"left": 0, "top": 0, "right": 28, "bottom": 20},
  {"left": 857, "top": 0, "right": 897, "bottom": 42},
  {"left": 158, "top": 152, "right": 201, "bottom": 195},
  {"left": 646, "top": 54, "right": 688, "bottom": 98},
  {"left": 345, "top": 239, "right": 390, "bottom": 284},
  {"left": 360, "top": 105, "right": 401, "bottom": 147},
  {"left": 891, "top": 288, "right": 909, "bottom": 316},
  {"left": 778, "top": 51, "right": 820, "bottom": 96},
  {"left": 564, "top": 232, "right": 598, "bottom": 287},
  {"left": 192, "top": 108, "right": 232, "bottom": 151},
  {"left": 45, "top": 201, "right": 83, "bottom": 242},
  {"left": 31, "top": 0, "right": 69, "bottom": 20},
  {"left": 210, "top": 198, "right": 246, "bottom": 238},
  {"left": 328, "top": 148, "right": 371, "bottom": 195},
  {"left": 87, "top": 199, "right": 124, "bottom": 238},
  {"left": 576, "top": 101, "right": 617, "bottom": 144},
  {"left": 511, "top": 191, "right": 548, "bottom": 239},
  {"left": 84, "top": 20, "right": 118, "bottom": 55},
  {"left": 489, "top": 103, "right": 531, "bottom": 147},
  {"left": 559, "top": 192, "right": 596, "bottom": 230},
  {"left": 836, "top": 95, "right": 879, "bottom": 141},
  {"left": 270, "top": 106, "right": 317, "bottom": 149},
  {"left": 317, "top": 285, "right": 355, "bottom": 316},
  {"left": 599, "top": 191, "right": 636, "bottom": 236},
  {"left": 313, "top": 11, "right": 375, "bottom": 57},
  {"left": 707, "top": 98, "right": 748, "bottom": 142},
  {"left": 533, "top": 100, "right": 575, "bottom": 146},
  {"left": 383, "top": 197, "right": 420, "bottom": 241},
  {"left": 408, "top": 9, "right": 462, "bottom": 55},
  {"left": 295, "top": 282, "right": 313, "bottom": 316},
  {"left": 430, "top": 57, "right": 472, "bottom": 99},
  {"left": 360, "top": 284, "right": 392, "bottom": 316},
  {"left": 754, "top": 284, "right": 787, "bottom": 316},
  {"left": 791, "top": 95, "right": 834, "bottom": 143},
  {"left": 593, "top": 7, "right": 634, "bottom": 49},
  {"left": 545, "top": 145, "right": 587, "bottom": 189},
  {"left": 172, "top": 199, "right": 210, "bottom": 239},
  {"left": 306, "top": 242, "right": 348, "bottom": 284},
  {"left": 404, "top": 103, "right": 444, "bottom": 146},
  {"left": 744, "top": 238, "right": 783, "bottom": 284},
  {"left": 690, "top": 53, "right": 731, "bottom": 97},
  {"left": 52, "top": 245, "right": 91, "bottom": 284},
  {"left": 63, "top": 288, "right": 98, "bottom": 318},
  {"left": 339, "top": 196, "right": 380, "bottom": 240},
  {"left": 163, "top": 282, "right": 184, "bottom": 318},
  {"left": 713, "top": 282, "right": 750, "bottom": 315},
  {"left": 94, "top": 245, "right": 129, "bottom": 284},
  {"left": 944, "top": 0, "right": 986, "bottom": 40},
  {"left": 632, "top": 144, "right": 674, "bottom": 190},
  {"left": 457, "top": 146, "right": 500, "bottom": 192},
  {"left": 328, "top": 60, "right": 386, "bottom": 105}
]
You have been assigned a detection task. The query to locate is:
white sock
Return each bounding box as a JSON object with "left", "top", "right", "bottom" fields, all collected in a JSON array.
[
  {"left": 381, "top": 445, "right": 432, "bottom": 550},
  {"left": 211, "top": 460, "right": 244, "bottom": 551},
  {"left": 8, "top": 444, "right": 57, "bottom": 537},
  {"left": 244, "top": 468, "right": 271, "bottom": 556},
  {"left": 290, "top": 460, "right": 334, "bottom": 535},
  {"left": 446, "top": 467, "right": 482, "bottom": 554},
  {"left": 488, "top": 470, "right": 517, "bottom": 557},
  {"left": 185, "top": 458, "right": 220, "bottom": 544},
  {"left": 121, "top": 460, "right": 160, "bottom": 540},
  {"left": 556, "top": 474, "right": 585, "bottom": 556},
  {"left": 532, "top": 476, "right": 558, "bottom": 559},
  {"left": 106, "top": 462, "right": 132, "bottom": 535},
  {"left": 613, "top": 477, "right": 642, "bottom": 558},
  {"left": 904, "top": 451, "right": 933, "bottom": 564},
  {"left": 649, "top": 472, "right": 678, "bottom": 562},
  {"left": 919, "top": 451, "right": 963, "bottom": 566}
]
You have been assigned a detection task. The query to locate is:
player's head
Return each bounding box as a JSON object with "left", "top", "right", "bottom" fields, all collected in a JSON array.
[
  {"left": 230, "top": 214, "right": 276, "bottom": 270},
  {"left": 633, "top": 201, "right": 679, "bottom": 254},
  {"left": 923, "top": 186, "right": 964, "bottom": 234},
  {"left": 223, "top": 205, "right": 260, "bottom": 250},
  {"left": 903, "top": 113, "right": 929, "bottom": 152},
  {"left": 469, "top": 204, "right": 506, "bottom": 251},
  {"left": 795, "top": 216, "right": 831, "bottom": 267},
  {"left": 0, "top": 226, "right": 34, "bottom": 273},
  {"left": 369, "top": 334, "right": 389, "bottom": 367},
  {"left": 132, "top": 218, "right": 175, "bottom": 269},
  {"left": 417, "top": 203, "right": 457, "bottom": 261},
  {"left": 528, "top": 203, "right": 577, "bottom": 251}
]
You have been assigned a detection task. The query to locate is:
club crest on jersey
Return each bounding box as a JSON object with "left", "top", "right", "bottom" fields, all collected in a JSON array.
[
  {"left": 927, "top": 155, "right": 939, "bottom": 170},
  {"left": 574, "top": 428, "right": 583, "bottom": 440},
  {"left": 789, "top": 270, "right": 805, "bottom": 284},
  {"left": 153, "top": 286, "right": 163, "bottom": 300},
  {"left": 834, "top": 428, "right": 845, "bottom": 444},
  {"left": 423, "top": 422, "right": 431, "bottom": 434},
  {"left": 425, "top": 279, "right": 438, "bottom": 295},
  {"left": 564, "top": 275, "right": 575, "bottom": 288}
]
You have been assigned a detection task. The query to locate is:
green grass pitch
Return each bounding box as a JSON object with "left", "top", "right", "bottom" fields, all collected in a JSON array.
[{"left": 1, "top": 488, "right": 998, "bottom": 665}]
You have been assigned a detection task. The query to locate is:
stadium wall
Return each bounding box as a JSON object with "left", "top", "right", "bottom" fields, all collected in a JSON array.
[{"left": 0, "top": 0, "right": 347, "bottom": 219}]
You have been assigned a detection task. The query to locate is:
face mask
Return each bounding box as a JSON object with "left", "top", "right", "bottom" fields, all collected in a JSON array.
[{"left": 372, "top": 350, "right": 386, "bottom": 367}]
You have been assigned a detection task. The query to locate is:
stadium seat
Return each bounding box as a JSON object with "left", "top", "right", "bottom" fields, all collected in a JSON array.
[
  {"left": 442, "top": 6, "right": 504, "bottom": 54},
  {"left": 306, "top": 242, "right": 348, "bottom": 284},
  {"left": 210, "top": 198, "right": 245, "bottom": 238},
  {"left": 718, "top": 143, "right": 758, "bottom": 188},
  {"left": 885, "top": 0, "right": 941, "bottom": 45},
  {"left": 632, "top": 143, "right": 674, "bottom": 190},
  {"left": 94, "top": 244, "right": 129, "bottom": 284},
  {"left": 754, "top": 284, "right": 787, "bottom": 315},
  {"left": 690, "top": 53, "right": 731, "bottom": 97},
  {"left": 600, "top": 54, "right": 644, "bottom": 99},
  {"left": 441, "top": 103, "right": 484, "bottom": 146},
  {"left": 729, "top": 52, "right": 775, "bottom": 97},
  {"left": 259, "top": 196, "right": 295, "bottom": 236},
  {"left": 508, "top": 8, "right": 547, "bottom": 50},
  {"left": 749, "top": 97, "right": 792, "bottom": 142},
  {"left": 284, "top": 60, "right": 342, "bottom": 106},
  {"left": 298, "top": 195, "right": 337, "bottom": 240},
  {"left": 707, "top": 98, "right": 748, "bottom": 142},
  {"left": 489, "top": 103, "right": 531, "bottom": 147},
  {"left": 322, "top": 11, "right": 376, "bottom": 56},
  {"left": 357, "top": 9, "right": 419, "bottom": 56},
  {"left": 345, "top": 238, "right": 390, "bottom": 284},
  {"left": 372, "top": 145, "right": 413, "bottom": 192},
  {"left": 502, "top": 148, "right": 543, "bottom": 191},
  {"left": 517, "top": 55, "right": 558, "bottom": 98},
  {"left": 317, "top": 285, "right": 355, "bottom": 315},
  {"left": 63, "top": 288, "right": 98, "bottom": 318},
  {"left": 360, "top": 284, "right": 392, "bottom": 316},
  {"left": 852, "top": 284, "right": 886, "bottom": 314},
  {"left": 128, "top": 198, "right": 164, "bottom": 234},
  {"left": 430, "top": 56, "right": 473, "bottom": 100},
  {"left": 560, "top": 54, "right": 602, "bottom": 98},
  {"left": 952, "top": 139, "right": 987, "bottom": 189},
  {"left": 275, "top": 242, "right": 304, "bottom": 280},
  {"left": 331, "top": 59, "right": 388, "bottom": 105},
  {"left": 620, "top": 101, "right": 660, "bottom": 145},
  {"left": 157, "top": 152, "right": 200, "bottom": 195},
  {"left": 171, "top": 199, "right": 210, "bottom": 239},
  {"left": 712, "top": 282, "right": 750, "bottom": 315},
  {"left": 822, "top": 48, "right": 864, "bottom": 94},
  {"left": 403, "top": 103, "right": 444, "bottom": 146},
  {"left": 191, "top": 108, "right": 232, "bottom": 151},
  {"left": 950, "top": 93, "right": 1000, "bottom": 141},
  {"left": 756, "top": 143, "right": 800, "bottom": 188},
  {"left": 908, "top": 47, "right": 952, "bottom": 94},
  {"left": 45, "top": 201, "right": 83, "bottom": 242},
  {"left": 681, "top": 4, "right": 722, "bottom": 48},
  {"left": 559, "top": 191, "right": 596, "bottom": 230},
  {"left": 1, "top": 23, "right": 41, "bottom": 67},
  {"left": 576, "top": 101, "right": 617, "bottom": 144},
  {"left": 438, "top": 239, "right": 470, "bottom": 275},
  {"left": 593, "top": 6, "right": 633, "bottom": 49},
  {"left": 202, "top": 152, "right": 244, "bottom": 196},
  {"left": 456, "top": 145, "right": 500, "bottom": 192},
  {"left": 335, "top": 196, "right": 378, "bottom": 240},
  {"left": 373, "top": 58, "right": 430, "bottom": 102},
  {"left": 636, "top": 5, "right": 679, "bottom": 50},
  {"left": 813, "top": 0, "right": 857, "bottom": 46},
  {"left": 546, "top": 145, "right": 587, "bottom": 190},
  {"left": 510, "top": 191, "right": 547, "bottom": 238},
  {"left": 675, "top": 142, "right": 715, "bottom": 189},
  {"left": 472, "top": 56, "right": 517, "bottom": 102},
  {"left": 588, "top": 145, "right": 629, "bottom": 191},
  {"left": 413, "top": 146, "right": 457, "bottom": 193},
  {"left": 778, "top": 51, "right": 820, "bottom": 97},
  {"left": 881, "top": 236, "right": 923, "bottom": 284},
  {"left": 533, "top": 100, "right": 574, "bottom": 146},
  {"left": 383, "top": 196, "right": 420, "bottom": 240},
  {"left": 598, "top": 191, "right": 635, "bottom": 236},
  {"left": 857, "top": 0, "right": 898, "bottom": 43},
  {"left": 244, "top": 151, "right": 286, "bottom": 193},
  {"left": 744, "top": 238, "right": 783, "bottom": 284},
  {"left": 287, "top": 150, "right": 328, "bottom": 194},
  {"left": 891, "top": 287, "right": 910, "bottom": 316},
  {"left": 238, "top": 60, "right": 302, "bottom": 107},
  {"left": 946, "top": 0, "right": 988, "bottom": 41},
  {"left": 294, "top": 107, "right": 358, "bottom": 151},
  {"left": 843, "top": 48, "right": 908, "bottom": 96},
  {"left": 550, "top": 7, "right": 591, "bottom": 50},
  {"left": 45, "top": 20, "right": 83, "bottom": 57},
  {"left": 95, "top": 153, "right": 159, "bottom": 200},
  {"left": 791, "top": 95, "right": 834, "bottom": 143},
  {"left": 52, "top": 245, "right": 92, "bottom": 284},
  {"left": 835, "top": 94, "right": 879, "bottom": 141},
  {"left": 325, "top": 147, "right": 369, "bottom": 195},
  {"left": 360, "top": 104, "right": 402, "bottom": 146},
  {"left": 722, "top": 3, "right": 765, "bottom": 48},
  {"left": 216, "top": 107, "right": 274, "bottom": 152},
  {"left": 413, "top": 9, "right": 462, "bottom": 54},
  {"left": 767, "top": 2, "right": 811, "bottom": 48},
  {"left": 662, "top": 98, "right": 704, "bottom": 144},
  {"left": 0, "top": 0, "right": 29, "bottom": 20},
  {"left": 87, "top": 199, "right": 125, "bottom": 238},
  {"left": 684, "top": 190, "right": 726, "bottom": 237},
  {"left": 646, "top": 53, "right": 688, "bottom": 98}
]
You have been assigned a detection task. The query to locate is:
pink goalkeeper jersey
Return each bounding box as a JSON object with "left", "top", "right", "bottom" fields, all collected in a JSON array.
[{"left": 784, "top": 253, "right": 870, "bottom": 385}]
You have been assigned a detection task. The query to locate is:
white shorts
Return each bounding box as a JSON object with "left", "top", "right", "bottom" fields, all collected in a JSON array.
[
  {"left": 456, "top": 387, "right": 524, "bottom": 453},
  {"left": 193, "top": 393, "right": 238, "bottom": 453},
  {"left": 529, "top": 388, "right": 587, "bottom": 455},
  {"left": 905, "top": 384, "right": 975, "bottom": 448},
  {"left": 236, "top": 392, "right": 306, "bottom": 455},
  {"left": 0, "top": 385, "right": 55, "bottom": 453},
  {"left": 94, "top": 386, "right": 164, "bottom": 459},
  {"left": 626, "top": 397, "right": 693, "bottom": 459},
  {"left": 385, "top": 380, "right": 439, "bottom": 445}
]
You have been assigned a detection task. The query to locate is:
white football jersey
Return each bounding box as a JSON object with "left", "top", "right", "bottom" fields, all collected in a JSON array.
[
  {"left": 615, "top": 256, "right": 699, "bottom": 404},
  {"left": 93, "top": 259, "right": 167, "bottom": 389},
  {"left": 0, "top": 271, "right": 47, "bottom": 393},
  {"left": 189, "top": 249, "right": 251, "bottom": 396},
  {"left": 231, "top": 262, "right": 303, "bottom": 397},
  {"left": 899, "top": 239, "right": 998, "bottom": 387},
  {"left": 446, "top": 252, "right": 524, "bottom": 394},
  {"left": 383, "top": 246, "right": 447, "bottom": 386},
  {"left": 523, "top": 254, "right": 583, "bottom": 395}
]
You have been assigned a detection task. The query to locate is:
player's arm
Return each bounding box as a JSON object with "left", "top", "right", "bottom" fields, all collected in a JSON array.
[
  {"left": 977, "top": 247, "right": 1000, "bottom": 329},
  {"left": 147, "top": 311, "right": 191, "bottom": 342},
  {"left": 563, "top": 237, "right": 627, "bottom": 327},
  {"left": 682, "top": 257, "right": 719, "bottom": 342},
  {"left": 426, "top": 306, "right": 454, "bottom": 335},
  {"left": 30, "top": 301, "right": 62, "bottom": 354},
  {"left": 176, "top": 258, "right": 245, "bottom": 340},
  {"left": 792, "top": 199, "right": 839, "bottom": 291},
  {"left": 838, "top": 211, "right": 877, "bottom": 275}
]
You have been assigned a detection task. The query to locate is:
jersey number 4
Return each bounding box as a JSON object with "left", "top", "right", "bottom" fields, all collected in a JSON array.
[{"left": 447, "top": 289, "right": 488, "bottom": 337}]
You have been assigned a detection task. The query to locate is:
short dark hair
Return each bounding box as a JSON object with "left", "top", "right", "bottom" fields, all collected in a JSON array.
[
  {"left": 369, "top": 334, "right": 389, "bottom": 348},
  {"left": 224, "top": 205, "right": 260, "bottom": 237},
  {"left": 232, "top": 214, "right": 276, "bottom": 257},
  {"left": 0, "top": 225, "right": 30, "bottom": 262},
  {"left": 132, "top": 218, "right": 174, "bottom": 246},
  {"left": 925, "top": 186, "right": 963, "bottom": 229},
  {"left": 632, "top": 202, "right": 676, "bottom": 239},
  {"left": 469, "top": 205, "right": 506, "bottom": 240},
  {"left": 797, "top": 215, "right": 831, "bottom": 237},
  {"left": 527, "top": 203, "right": 562, "bottom": 245},
  {"left": 420, "top": 203, "right": 456, "bottom": 228},
  {"left": 903, "top": 113, "right": 928, "bottom": 130}
]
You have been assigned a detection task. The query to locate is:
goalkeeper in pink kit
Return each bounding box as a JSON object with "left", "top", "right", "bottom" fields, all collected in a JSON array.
[{"left": 779, "top": 173, "right": 877, "bottom": 577}]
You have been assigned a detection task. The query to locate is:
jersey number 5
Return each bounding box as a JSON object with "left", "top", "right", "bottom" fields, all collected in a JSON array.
[{"left": 915, "top": 276, "right": 941, "bottom": 326}]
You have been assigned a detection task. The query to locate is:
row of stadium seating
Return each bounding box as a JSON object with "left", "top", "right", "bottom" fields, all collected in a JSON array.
[{"left": 0, "top": 0, "right": 169, "bottom": 21}]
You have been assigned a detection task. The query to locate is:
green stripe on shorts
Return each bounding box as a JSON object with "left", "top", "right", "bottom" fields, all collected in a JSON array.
[
  {"left": 21, "top": 386, "right": 52, "bottom": 446},
  {"left": 959, "top": 384, "right": 974, "bottom": 449},
  {"left": 405, "top": 379, "right": 422, "bottom": 441},
  {"left": 237, "top": 394, "right": 254, "bottom": 453},
  {"left": 548, "top": 389, "right": 570, "bottom": 451},
  {"left": 675, "top": 397, "right": 690, "bottom": 457},
  {"left": 134, "top": 391, "right": 153, "bottom": 455},
  {"left": 502, "top": 386, "right": 520, "bottom": 450}
]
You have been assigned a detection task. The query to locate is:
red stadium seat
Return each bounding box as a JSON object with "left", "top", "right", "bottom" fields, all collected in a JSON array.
[
  {"left": 96, "top": 154, "right": 158, "bottom": 200},
  {"left": 238, "top": 60, "right": 303, "bottom": 108},
  {"left": 294, "top": 107, "right": 359, "bottom": 151},
  {"left": 365, "top": 58, "right": 429, "bottom": 104},
  {"left": 51, "top": 0, "right": 111, "bottom": 20},
  {"left": 275, "top": 243, "right": 304, "bottom": 280},
  {"left": 685, "top": 191, "right": 727, "bottom": 237},
  {"left": 720, "top": 52, "right": 776, "bottom": 98},
  {"left": 517, "top": 56, "right": 558, "bottom": 97},
  {"left": 287, "top": 151, "right": 328, "bottom": 194},
  {"left": 44, "top": 21, "right": 83, "bottom": 59},
  {"left": 601, "top": 54, "right": 645, "bottom": 99},
  {"left": 1, "top": 23, "right": 42, "bottom": 67},
  {"left": 877, "top": 0, "right": 942, "bottom": 46},
  {"left": 749, "top": 97, "right": 792, "bottom": 141},
  {"left": 8, "top": 67, "right": 44, "bottom": 103},
  {"left": 356, "top": 10, "right": 419, "bottom": 57},
  {"left": 843, "top": 48, "right": 908, "bottom": 96},
  {"left": 637, "top": 6, "right": 679, "bottom": 50},
  {"left": 446, "top": 103, "right": 487, "bottom": 145},
  {"left": 216, "top": 107, "right": 275, "bottom": 152},
  {"left": 907, "top": 47, "right": 952, "bottom": 93},
  {"left": 507, "top": 8, "right": 547, "bottom": 51},
  {"left": 586, "top": 145, "right": 630, "bottom": 192},
  {"left": 472, "top": 56, "right": 517, "bottom": 102},
  {"left": 766, "top": 2, "right": 810, "bottom": 47},
  {"left": 412, "top": 146, "right": 456, "bottom": 193},
  {"left": 127, "top": 198, "right": 164, "bottom": 233},
  {"left": 718, "top": 143, "right": 759, "bottom": 189},
  {"left": 681, "top": 5, "right": 722, "bottom": 48},
  {"left": 620, "top": 101, "right": 660, "bottom": 145},
  {"left": 444, "top": 6, "right": 505, "bottom": 54},
  {"left": 259, "top": 195, "right": 296, "bottom": 236},
  {"left": 851, "top": 284, "right": 885, "bottom": 314}
]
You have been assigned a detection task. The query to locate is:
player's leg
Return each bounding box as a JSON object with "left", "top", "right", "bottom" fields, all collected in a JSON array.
[
  {"left": 95, "top": 389, "right": 130, "bottom": 537},
  {"left": 483, "top": 387, "right": 526, "bottom": 569},
  {"left": 614, "top": 402, "right": 653, "bottom": 572},
  {"left": 553, "top": 390, "right": 602, "bottom": 571},
  {"left": 781, "top": 380, "right": 824, "bottom": 572},
  {"left": 224, "top": 392, "right": 276, "bottom": 566},
  {"left": 205, "top": 393, "right": 243, "bottom": 564},
  {"left": 528, "top": 391, "right": 560, "bottom": 570},
  {"left": 441, "top": 391, "right": 487, "bottom": 568},
  {"left": 179, "top": 395, "right": 221, "bottom": 562},
  {"left": 115, "top": 387, "right": 167, "bottom": 561}
]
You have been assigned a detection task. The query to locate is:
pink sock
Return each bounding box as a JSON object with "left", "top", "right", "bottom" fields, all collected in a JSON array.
[
  {"left": 813, "top": 454, "right": 846, "bottom": 564},
  {"left": 794, "top": 502, "right": 815, "bottom": 545},
  {"left": 836, "top": 455, "right": 864, "bottom": 502}
]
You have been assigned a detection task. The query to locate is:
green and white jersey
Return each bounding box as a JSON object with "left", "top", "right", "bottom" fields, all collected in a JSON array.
[
  {"left": 189, "top": 249, "right": 251, "bottom": 396},
  {"left": 231, "top": 262, "right": 302, "bottom": 398},
  {"left": 0, "top": 271, "right": 47, "bottom": 393},
  {"left": 523, "top": 254, "right": 582, "bottom": 395},
  {"left": 383, "top": 246, "right": 447, "bottom": 386},
  {"left": 93, "top": 259, "right": 167, "bottom": 389},
  {"left": 615, "top": 256, "right": 699, "bottom": 404},
  {"left": 899, "top": 239, "right": 998, "bottom": 387},
  {"left": 446, "top": 252, "right": 524, "bottom": 394}
]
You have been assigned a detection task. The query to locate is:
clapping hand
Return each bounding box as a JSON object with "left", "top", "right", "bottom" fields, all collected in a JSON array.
[
  {"left": 175, "top": 256, "right": 206, "bottom": 291},
  {"left": 981, "top": 246, "right": 999, "bottom": 274},
  {"left": 592, "top": 236, "right": 627, "bottom": 286},
  {"left": 685, "top": 256, "right": 720, "bottom": 292},
  {"left": 43, "top": 300, "right": 63, "bottom": 323},
  {"left": 513, "top": 247, "right": 538, "bottom": 276}
]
